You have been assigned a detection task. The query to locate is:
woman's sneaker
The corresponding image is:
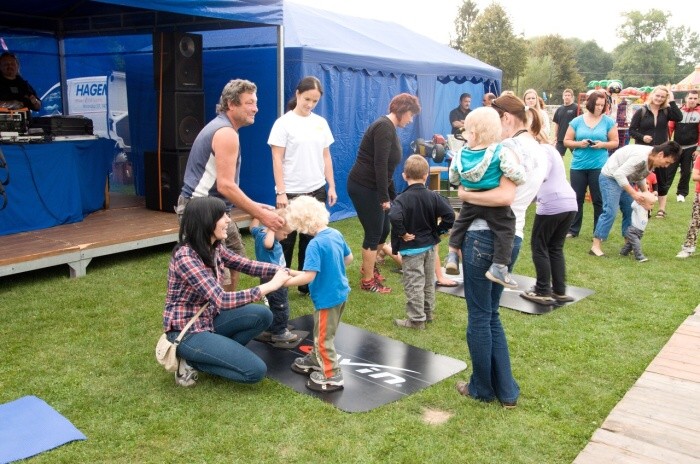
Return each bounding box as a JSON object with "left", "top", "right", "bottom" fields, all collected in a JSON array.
[
  {"left": 175, "top": 359, "right": 198, "bottom": 387},
  {"left": 291, "top": 354, "right": 321, "bottom": 375},
  {"left": 552, "top": 293, "right": 575, "bottom": 303},
  {"left": 307, "top": 370, "right": 344, "bottom": 392},
  {"left": 361, "top": 265, "right": 385, "bottom": 282},
  {"left": 485, "top": 264, "right": 518, "bottom": 288},
  {"left": 676, "top": 247, "right": 695, "bottom": 258},
  {"left": 444, "top": 251, "right": 460, "bottom": 275},
  {"left": 360, "top": 278, "right": 391, "bottom": 294}
]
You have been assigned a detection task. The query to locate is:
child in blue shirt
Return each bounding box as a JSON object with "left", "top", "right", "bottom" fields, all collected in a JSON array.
[
  {"left": 283, "top": 196, "right": 353, "bottom": 392},
  {"left": 250, "top": 210, "right": 298, "bottom": 343}
]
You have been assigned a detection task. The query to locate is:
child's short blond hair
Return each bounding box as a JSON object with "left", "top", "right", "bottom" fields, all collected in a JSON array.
[
  {"left": 403, "top": 154, "right": 429, "bottom": 180},
  {"left": 464, "top": 107, "right": 501, "bottom": 146},
  {"left": 286, "top": 195, "right": 329, "bottom": 235}
]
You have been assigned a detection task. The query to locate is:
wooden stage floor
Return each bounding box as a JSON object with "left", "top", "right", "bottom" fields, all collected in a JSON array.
[
  {"left": 575, "top": 304, "right": 700, "bottom": 463},
  {"left": 0, "top": 195, "right": 250, "bottom": 278}
]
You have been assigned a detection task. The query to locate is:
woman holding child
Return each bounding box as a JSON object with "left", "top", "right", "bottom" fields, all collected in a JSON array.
[{"left": 454, "top": 94, "right": 547, "bottom": 408}]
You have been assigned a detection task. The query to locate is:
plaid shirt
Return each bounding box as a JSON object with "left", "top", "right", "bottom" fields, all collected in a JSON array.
[{"left": 163, "top": 243, "right": 279, "bottom": 334}]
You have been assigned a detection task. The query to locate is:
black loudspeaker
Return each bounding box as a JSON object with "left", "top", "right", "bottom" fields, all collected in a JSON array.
[
  {"left": 153, "top": 32, "right": 203, "bottom": 91},
  {"left": 159, "top": 92, "right": 205, "bottom": 151},
  {"left": 144, "top": 150, "right": 189, "bottom": 212}
]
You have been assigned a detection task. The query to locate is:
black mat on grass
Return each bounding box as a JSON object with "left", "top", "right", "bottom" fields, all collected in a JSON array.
[
  {"left": 249, "top": 315, "right": 467, "bottom": 412},
  {"left": 436, "top": 269, "right": 594, "bottom": 315}
]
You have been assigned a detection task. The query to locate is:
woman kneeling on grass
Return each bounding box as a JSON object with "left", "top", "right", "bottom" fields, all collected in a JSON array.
[{"left": 162, "top": 196, "right": 292, "bottom": 387}]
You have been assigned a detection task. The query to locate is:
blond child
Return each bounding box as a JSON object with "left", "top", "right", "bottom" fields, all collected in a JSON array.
[
  {"left": 444, "top": 107, "right": 526, "bottom": 288},
  {"left": 283, "top": 196, "right": 353, "bottom": 392}
]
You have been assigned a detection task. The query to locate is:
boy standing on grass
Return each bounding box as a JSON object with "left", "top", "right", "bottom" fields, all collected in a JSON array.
[
  {"left": 620, "top": 191, "right": 657, "bottom": 263},
  {"left": 389, "top": 155, "right": 454, "bottom": 330},
  {"left": 283, "top": 196, "right": 353, "bottom": 392},
  {"left": 250, "top": 211, "right": 298, "bottom": 343}
]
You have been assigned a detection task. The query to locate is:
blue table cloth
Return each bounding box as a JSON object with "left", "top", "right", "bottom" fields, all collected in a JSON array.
[{"left": 0, "top": 138, "right": 116, "bottom": 236}]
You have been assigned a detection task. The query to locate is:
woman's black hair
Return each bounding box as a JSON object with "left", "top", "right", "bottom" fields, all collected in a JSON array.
[
  {"left": 176, "top": 196, "right": 227, "bottom": 269},
  {"left": 286, "top": 76, "right": 323, "bottom": 111}
]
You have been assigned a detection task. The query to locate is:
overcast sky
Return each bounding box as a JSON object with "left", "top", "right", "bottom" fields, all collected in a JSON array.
[{"left": 288, "top": 0, "right": 696, "bottom": 53}]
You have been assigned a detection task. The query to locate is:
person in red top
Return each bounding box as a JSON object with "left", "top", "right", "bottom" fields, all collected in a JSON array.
[
  {"left": 675, "top": 154, "right": 700, "bottom": 258},
  {"left": 668, "top": 90, "right": 700, "bottom": 202}
]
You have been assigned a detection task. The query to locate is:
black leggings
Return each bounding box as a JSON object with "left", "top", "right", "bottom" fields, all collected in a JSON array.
[{"left": 347, "top": 178, "right": 390, "bottom": 250}]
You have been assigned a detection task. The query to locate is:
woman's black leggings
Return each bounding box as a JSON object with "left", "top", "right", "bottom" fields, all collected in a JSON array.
[{"left": 347, "top": 178, "right": 389, "bottom": 250}]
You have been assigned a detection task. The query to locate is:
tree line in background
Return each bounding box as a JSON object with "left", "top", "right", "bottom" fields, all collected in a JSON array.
[{"left": 450, "top": 1, "right": 700, "bottom": 104}]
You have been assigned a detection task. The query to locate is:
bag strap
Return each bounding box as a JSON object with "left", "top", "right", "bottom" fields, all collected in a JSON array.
[{"left": 173, "top": 303, "right": 208, "bottom": 344}]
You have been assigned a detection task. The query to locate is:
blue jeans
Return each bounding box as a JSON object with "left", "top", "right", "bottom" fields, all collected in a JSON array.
[
  {"left": 171, "top": 303, "right": 273, "bottom": 384},
  {"left": 261, "top": 276, "right": 290, "bottom": 335},
  {"left": 593, "top": 174, "right": 632, "bottom": 241},
  {"left": 461, "top": 229, "right": 521, "bottom": 404}
]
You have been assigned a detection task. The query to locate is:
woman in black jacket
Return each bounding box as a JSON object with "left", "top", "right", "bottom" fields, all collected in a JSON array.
[{"left": 629, "top": 85, "right": 682, "bottom": 217}]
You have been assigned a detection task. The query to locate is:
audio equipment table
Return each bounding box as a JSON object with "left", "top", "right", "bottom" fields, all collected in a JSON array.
[{"left": 0, "top": 138, "right": 117, "bottom": 236}]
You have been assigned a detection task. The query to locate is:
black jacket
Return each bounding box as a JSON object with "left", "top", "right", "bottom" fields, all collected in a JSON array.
[
  {"left": 629, "top": 101, "right": 682, "bottom": 146},
  {"left": 388, "top": 183, "right": 454, "bottom": 254}
]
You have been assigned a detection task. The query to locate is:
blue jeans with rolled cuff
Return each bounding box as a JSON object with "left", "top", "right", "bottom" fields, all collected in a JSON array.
[{"left": 461, "top": 229, "right": 521, "bottom": 404}]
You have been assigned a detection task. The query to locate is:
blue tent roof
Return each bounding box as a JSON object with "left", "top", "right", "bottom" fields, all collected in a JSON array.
[
  {"left": 282, "top": 3, "right": 500, "bottom": 81},
  {"left": 0, "top": 0, "right": 283, "bottom": 35},
  {"left": 200, "top": 3, "right": 500, "bottom": 82}
]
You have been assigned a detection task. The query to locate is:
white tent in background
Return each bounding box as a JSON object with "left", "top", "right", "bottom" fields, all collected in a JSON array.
[{"left": 672, "top": 64, "right": 700, "bottom": 91}]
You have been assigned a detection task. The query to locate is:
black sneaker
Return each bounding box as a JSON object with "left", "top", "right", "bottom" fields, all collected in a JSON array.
[
  {"left": 298, "top": 284, "right": 310, "bottom": 295},
  {"left": 291, "top": 353, "right": 321, "bottom": 375}
]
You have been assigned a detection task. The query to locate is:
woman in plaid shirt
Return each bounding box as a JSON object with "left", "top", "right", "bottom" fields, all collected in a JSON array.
[{"left": 162, "top": 197, "right": 292, "bottom": 387}]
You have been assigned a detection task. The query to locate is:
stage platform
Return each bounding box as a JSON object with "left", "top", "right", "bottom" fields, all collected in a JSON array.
[{"left": 0, "top": 194, "right": 251, "bottom": 278}]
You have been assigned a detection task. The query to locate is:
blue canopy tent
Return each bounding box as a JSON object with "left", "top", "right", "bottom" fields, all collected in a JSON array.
[
  {"left": 126, "top": 2, "right": 501, "bottom": 220},
  {"left": 280, "top": 3, "right": 501, "bottom": 219},
  {"left": 2, "top": 1, "right": 499, "bottom": 223},
  {"left": 0, "top": 1, "right": 283, "bottom": 233}
]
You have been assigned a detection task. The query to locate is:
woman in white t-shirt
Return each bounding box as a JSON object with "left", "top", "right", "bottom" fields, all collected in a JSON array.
[{"left": 268, "top": 76, "right": 336, "bottom": 294}]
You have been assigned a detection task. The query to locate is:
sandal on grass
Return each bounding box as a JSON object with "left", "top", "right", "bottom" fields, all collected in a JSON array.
[
  {"left": 456, "top": 381, "right": 474, "bottom": 398},
  {"left": 655, "top": 210, "right": 666, "bottom": 218}
]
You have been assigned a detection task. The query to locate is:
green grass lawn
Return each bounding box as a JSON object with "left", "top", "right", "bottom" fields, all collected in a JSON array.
[{"left": 1, "top": 177, "right": 697, "bottom": 463}]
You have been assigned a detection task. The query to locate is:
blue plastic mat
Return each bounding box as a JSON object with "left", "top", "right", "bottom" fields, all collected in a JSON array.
[{"left": 0, "top": 396, "right": 86, "bottom": 463}]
